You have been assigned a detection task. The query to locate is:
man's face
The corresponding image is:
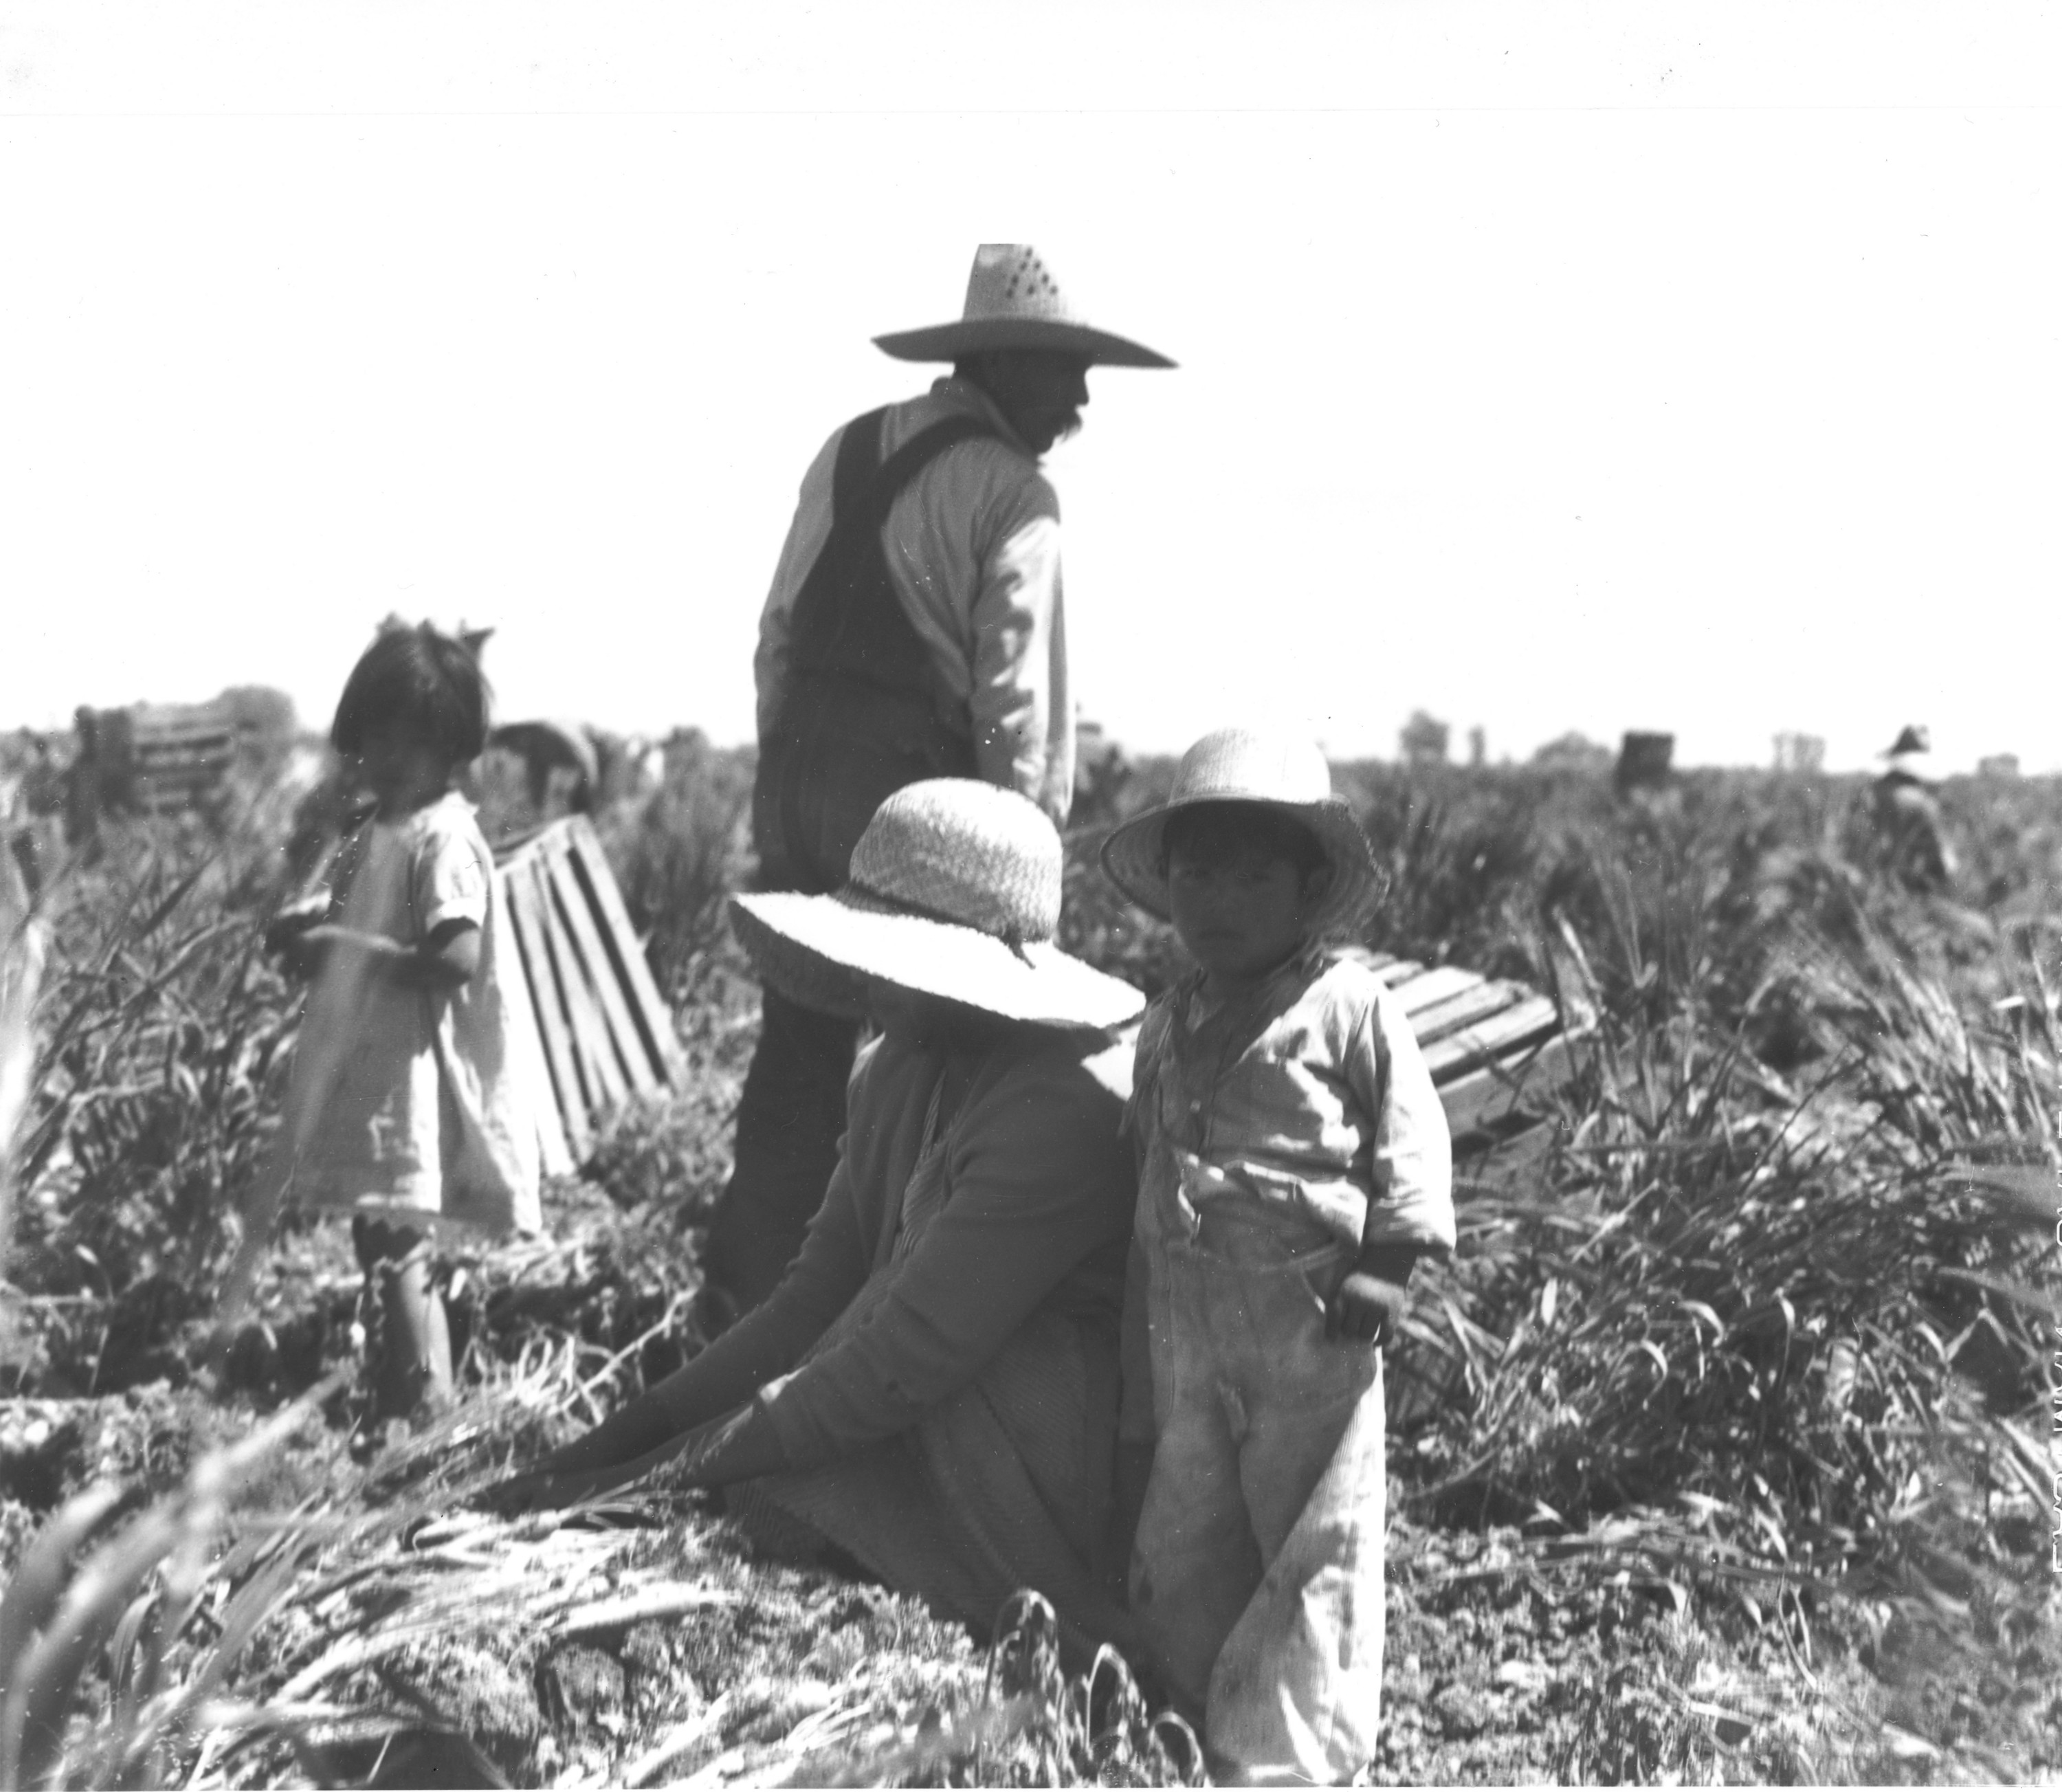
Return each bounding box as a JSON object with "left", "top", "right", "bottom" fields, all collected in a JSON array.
[{"left": 969, "top": 351, "right": 1092, "bottom": 454}]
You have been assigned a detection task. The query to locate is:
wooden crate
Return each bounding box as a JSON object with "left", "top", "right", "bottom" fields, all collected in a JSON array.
[
  {"left": 1346, "top": 947, "right": 1589, "bottom": 1428},
  {"left": 494, "top": 817, "right": 683, "bottom": 1169},
  {"left": 1340, "top": 947, "right": 1584, "bottom": 1147}
]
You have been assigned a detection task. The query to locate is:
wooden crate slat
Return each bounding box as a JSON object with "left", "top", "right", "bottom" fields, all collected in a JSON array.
[
  {"left": 528, "top": 849, "right": 610, "bottom": 1127},
  {"left": 542, "top": 834, "right": 658, "bottom": 1100},
  {"left": 1423, "top": 995, "right": 1560, "bottom": 1085},
  {"left": 1371, "top": 959, "right": 1423, "bottom": 988},
  {"left": 1391, "top": 965, "right": 1484, "bottom": 1015},
  {"left": 492, "top": 869, "right": 575, "bottom": 1179},
  {"left": 1439, "top": 1032, "right": 1579, "bottom": 1138},
  {"left": 1409, "top": 979, "right": 1530, "bottom": 1047},
  {"left": 505, "top": 859, "right": 584, "bottom": 1162},
  {"left": 137, "top": 758, "right": 228, "bottom": 781},
  {"left": 565, "top": 817, "right": 683, "bottom": 1084},
  {"left": 537, "top": 853, "right": 633, "bottom": 1114},
  {"left": 136, "top": 746, "right": 231, "bottom": 767},
  {"left": 497, "top": 862, "right": 577, "bottom": 1177},
  {"left": 136, "top": 731, "right": 234, "bottom": 753},
  {"left": 500, "top": 852, "right": 591, "bottom": 1160}
]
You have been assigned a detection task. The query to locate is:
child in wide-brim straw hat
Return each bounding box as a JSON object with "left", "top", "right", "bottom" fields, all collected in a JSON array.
[{"left": 1100, "top": 726, "right": 1455, "bottom": 1784}]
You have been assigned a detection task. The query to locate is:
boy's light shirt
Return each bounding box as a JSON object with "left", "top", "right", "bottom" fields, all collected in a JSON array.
[{"left": 1129, "top": 946, "right": 1456, "bottom": 1256}]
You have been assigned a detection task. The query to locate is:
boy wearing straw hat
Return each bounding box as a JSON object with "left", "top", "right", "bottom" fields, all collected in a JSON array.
[
  {"left": 1100, "top": 727, "right": 1455, "bottom": 1784},
  {"left": 708, "top": 245, "right": 1173, "bottom": 1313}
]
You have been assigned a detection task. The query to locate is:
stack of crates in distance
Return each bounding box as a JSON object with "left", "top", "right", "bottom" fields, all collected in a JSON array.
[{"left": 124, "top": 703, "right": 241, "bottom": 816}]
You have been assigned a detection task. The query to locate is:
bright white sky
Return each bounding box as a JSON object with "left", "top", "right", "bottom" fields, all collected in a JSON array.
[{"left": 1, "top": 3, "right": 2056, "bottom": 771}]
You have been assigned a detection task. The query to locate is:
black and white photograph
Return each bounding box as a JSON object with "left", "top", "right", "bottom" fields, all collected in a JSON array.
[{"left": 1, "top": 3, "right": 2058, "bottom": 1784}]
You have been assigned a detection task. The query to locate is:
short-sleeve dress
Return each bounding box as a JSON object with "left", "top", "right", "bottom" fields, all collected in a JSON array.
[{"left": 283, "top": 790, "right": 544, "bottom": 1235}]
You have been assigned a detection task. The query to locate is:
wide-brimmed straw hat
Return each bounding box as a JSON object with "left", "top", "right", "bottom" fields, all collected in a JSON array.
[
  {"left": 729, "top": 780, "right": 1144, "bottom": 1030},
  {"left": 874, "top": 244, "right": 1175, "bottom": 369},
  {"left": 1100, "top": 728, "right": 1382, "bottom": 936}
]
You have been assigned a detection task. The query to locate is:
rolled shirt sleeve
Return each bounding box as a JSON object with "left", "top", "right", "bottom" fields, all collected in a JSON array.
[{"left": 411, "top": 806, "right": 492, "bottom": 937}]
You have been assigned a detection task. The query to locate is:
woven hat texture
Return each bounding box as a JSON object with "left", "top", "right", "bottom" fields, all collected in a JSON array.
[
  {"left": 1099, "top": 727, "right": 1382, "bottom": 936},
  {"left": 731, "top": 780, "right": 1143, "bottom": 1030},
  {"left": 874, "top": 245, "right": 1175, "bottom": 369}
]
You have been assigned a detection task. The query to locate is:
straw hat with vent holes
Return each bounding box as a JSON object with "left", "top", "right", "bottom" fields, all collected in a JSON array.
[{"left": 874, "top": 244, "right": 1175, "bottom": 368}]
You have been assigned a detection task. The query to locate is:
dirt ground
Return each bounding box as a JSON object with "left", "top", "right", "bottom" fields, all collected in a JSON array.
[{"left": 5, "top": 1188, "right": 2057, "bottom": 1787}]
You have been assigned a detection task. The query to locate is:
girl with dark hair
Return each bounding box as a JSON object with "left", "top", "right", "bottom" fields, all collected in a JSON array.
[{"left": 271, "top": 623, "right": 544, "bottom": 1422}]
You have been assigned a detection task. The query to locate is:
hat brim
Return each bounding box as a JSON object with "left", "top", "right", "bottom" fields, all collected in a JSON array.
[
  {"left": 729, "top": 890, "right": 1145, "bottom": 1031},
  {"left": 1100, "top": 795, "right": 1384, "bottom": 936},
  {"left": 874, "top": 318, "right": 1175, "bottom": 369}
]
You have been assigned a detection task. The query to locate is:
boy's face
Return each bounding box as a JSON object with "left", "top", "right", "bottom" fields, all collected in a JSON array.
[{"left": 1165, "top": 829, "right": 1325, "bottom": 989}]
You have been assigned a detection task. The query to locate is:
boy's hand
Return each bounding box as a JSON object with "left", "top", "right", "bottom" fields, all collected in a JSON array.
[
  {"left": 1327, "top": 1272, "right": 1410, "bottom": 1345},
  {"left": 1327, "top": 1241, "right": 1425, "bottom": 1347}
]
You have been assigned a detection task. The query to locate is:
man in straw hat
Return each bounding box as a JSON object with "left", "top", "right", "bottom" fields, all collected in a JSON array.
[
  {"left": 1870, "top": 722, "right": 1957, "bottom": 892},
  {"left": 1098, "top": 726, "right": 1454, "bottom": 1783},
  {"left": 486, "top": 779, "right": 1146, "bottom": 1658},
  {"left": 707, "top": 245, "right": 1173, "bottom": 1313}
]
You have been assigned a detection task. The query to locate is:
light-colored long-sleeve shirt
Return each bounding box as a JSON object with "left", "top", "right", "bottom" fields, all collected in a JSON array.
[
  {"left": 1131, "top": 948, "right": 1456, "bottom": 1256},
  {"left": 753, "top": 379, "right": 1074, "bottom": 824},
  {"left": 1118, "top": 948, "right": 1454, "bottom": 1450},
  {"left": 672, "top": 1025, "right": 1135, "bottom": 1472}
]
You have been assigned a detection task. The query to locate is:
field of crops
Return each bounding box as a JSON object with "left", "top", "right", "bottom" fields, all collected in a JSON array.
[{"left": 2, "top": 737, "right": 2059, "bottom": 1786}]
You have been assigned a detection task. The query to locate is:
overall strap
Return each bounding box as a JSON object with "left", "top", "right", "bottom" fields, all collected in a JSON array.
[
  {"left": 869, "top": 413, "right": 1002, "bottom": 524},
  {"left": 760, "top": 403, "right": 1004, "bottom": 891},
  {"left": 786, "top": 405, "right": 1001, "bottom": 693}
]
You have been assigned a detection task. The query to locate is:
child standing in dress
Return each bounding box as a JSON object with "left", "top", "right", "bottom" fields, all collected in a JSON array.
[
  {"left": 1100, "top": 727, "right": 1455, "bottom": 1784},
  {"left": 271, "top": 623, "right": 542, "bottom": 1420}
]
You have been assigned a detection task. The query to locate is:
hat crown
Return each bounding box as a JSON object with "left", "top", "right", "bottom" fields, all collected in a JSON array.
[
  {"left": 1168, "top": 727, "right": 1338, "bottom": 808},
  {"left": 962, "top": 243, "right": 1083, "bottom": 327},
  {"left": 850, "top": 780, "right": 1061, "bottom": 944}
]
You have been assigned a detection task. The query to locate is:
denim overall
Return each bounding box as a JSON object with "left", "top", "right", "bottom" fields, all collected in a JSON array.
[{"left": 1129, "top": 976, "right": 1389, "bottom": 1784}]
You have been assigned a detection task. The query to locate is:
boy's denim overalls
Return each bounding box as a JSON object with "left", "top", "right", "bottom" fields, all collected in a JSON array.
[{"left": 1125, "top": 951, "right": 1453, "bottom": 1784}]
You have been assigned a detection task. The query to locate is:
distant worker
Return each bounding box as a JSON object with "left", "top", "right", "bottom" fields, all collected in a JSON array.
[
  {"left": 490, "top": 718, "right": 600, "bottom": 815},
  {"left": 1870, "top": 724, "right": 1957, "bottom": 892},
  {"left": 704, "top": 244, "right": 1175, "bottom": 1313},
  {"left": 60, "top": 706, "right": 142, "bottom": 848}
]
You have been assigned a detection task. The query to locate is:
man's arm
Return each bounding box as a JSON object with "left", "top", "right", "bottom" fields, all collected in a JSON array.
[
  {"left": 1329, "top": 980, "right": 1456, "bottom": 1343},
  {"left": 285, "top": 918, "right": 479, "bottom": 989},
  {"left": 968, "top": 513, "right": 1072, "bottom": 826}
]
